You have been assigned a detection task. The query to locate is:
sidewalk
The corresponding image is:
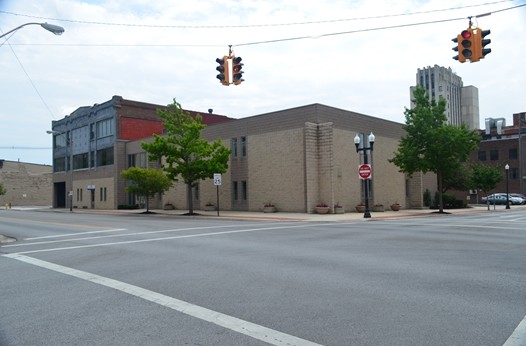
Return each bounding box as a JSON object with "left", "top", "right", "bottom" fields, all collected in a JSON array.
[{"left": 3, "top": 204, "right": 520, "bottom": 222}]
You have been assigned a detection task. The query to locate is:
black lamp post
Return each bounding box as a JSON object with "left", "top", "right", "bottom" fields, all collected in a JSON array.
[
  {"left": 505, "top": 164, "right": 510, "bottom": 209},
  {"left": 354, "top": 132, "right": 375, "bottom": 218}
]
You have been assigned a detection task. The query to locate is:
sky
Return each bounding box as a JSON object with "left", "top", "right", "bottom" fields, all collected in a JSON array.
[{"left": 1, "top": 0, "right": 525, "bottom": 166}]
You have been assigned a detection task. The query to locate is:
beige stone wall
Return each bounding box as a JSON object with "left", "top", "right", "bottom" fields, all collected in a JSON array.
[
  {"left": 0, "top": 160, "right": 52, "bottom": 207},
  {"left": 71, "top": 177, "right": 115, "bottom": 209}
]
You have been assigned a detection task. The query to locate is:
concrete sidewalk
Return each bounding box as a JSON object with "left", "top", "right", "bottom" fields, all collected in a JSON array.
[{"left": 2, "top": 204, "right": 521, "bottom": 222}]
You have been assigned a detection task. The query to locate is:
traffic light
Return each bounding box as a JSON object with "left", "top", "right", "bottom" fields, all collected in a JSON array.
[
  {"left": 478, "top": 29, "right": 492, "bottom": 60},
  {"left": 453, "top": 29, "right": 474, "bottom": 63},
  {"left": 232, "top": 56, "right": 244, "bottom": 85},
  {"left": 216, "top": 56, "right": 229, "bottom": 86}
]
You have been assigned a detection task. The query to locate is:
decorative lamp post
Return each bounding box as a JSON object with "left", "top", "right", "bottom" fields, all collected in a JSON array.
[
  {"left": 47, "top": 130, "right": 73, "bottom": 211},
  {"left": 505, "top": 164, "right": 510, "bottom": 209},
  {"left": 354, "top": 132, "right": 375, "bottom": 218},
  {"left": 0, "top": 22, "right": 64, "bottom": 40}
]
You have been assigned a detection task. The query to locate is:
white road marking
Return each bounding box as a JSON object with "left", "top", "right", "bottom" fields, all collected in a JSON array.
[
  {"left": 503, "top": 315, "right": 526, "bottom": 346},
  {"left": 3, "top": 253, "right": 323, "bottom": 346},
  {"left": 6, "top": 222, "right": 334, "bottom": 255},
  {"left": 2, "top": 222, "right": 275, "bottom": 248},
  {"left": 25, "top": 228, "right": 127, "bottom": 240}
]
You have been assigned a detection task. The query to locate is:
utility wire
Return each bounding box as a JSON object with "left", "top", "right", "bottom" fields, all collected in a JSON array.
[{"left": 0, "top": 0, "right": 519, "bottom": 29}]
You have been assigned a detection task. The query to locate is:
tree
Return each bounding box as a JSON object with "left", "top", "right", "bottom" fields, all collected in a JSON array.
[
  {"left": 389, "top": 86, "right": 480, "bottom": 213},
  {"left": 120, "top": 167, "right": 172, "bottom": 213},
  {"left": 0, "top": 182, "right": 5, "bottom": 196},
  {"left": 468, "top": 163, "right": 502, "bottom": 210},
  {"left": 141, "top": 99, "right": 230, "bottom": 215}
]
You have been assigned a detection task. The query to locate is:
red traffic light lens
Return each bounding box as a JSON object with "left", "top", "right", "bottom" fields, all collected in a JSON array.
[{"left": 461, "top": 30, "right": 471, "bottom": 39}]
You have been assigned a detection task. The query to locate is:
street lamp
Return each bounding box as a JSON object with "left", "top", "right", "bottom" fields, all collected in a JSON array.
[
  {"left": 505, "top": 164, "right": 510, "bottom": 209},
  {"left": 47, "top": 130, "right": 72, "bottom": 211},
  {"left": 0, "top": 22, "right": 64, "bottom": 40},
  {"left": 354, "top": 132, "right": 375, "bottom": 218}
]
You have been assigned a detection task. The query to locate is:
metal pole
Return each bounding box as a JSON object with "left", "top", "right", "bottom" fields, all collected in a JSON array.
[
  {"left": 363, "top": 148, "right": 371, "bottom": 218},
  {"left": 216, "top": 185, "right": 219, "bottom": 217},
  {"left": 506, "top": 165, "right": 510, "bottom": 209}
]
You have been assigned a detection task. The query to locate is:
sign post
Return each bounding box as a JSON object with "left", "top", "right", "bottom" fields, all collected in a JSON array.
[
  {"left": 358, "top": 164, "right": 372, "bottom": 180},
  {"left": 213, "top": 173, "right": 222, "bottom": 216}
]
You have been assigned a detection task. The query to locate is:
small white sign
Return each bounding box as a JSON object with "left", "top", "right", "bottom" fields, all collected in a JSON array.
[
  {"left": 213, "top": 173, "right": 222, "bottom": 186},
  {"left": 87, "top": 184, "right": 96, "bottom": 190}
]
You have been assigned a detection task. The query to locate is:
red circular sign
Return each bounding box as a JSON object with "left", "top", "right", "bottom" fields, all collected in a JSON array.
[{"left": 358, "top": 164, "right": 372, "bottom": 179}]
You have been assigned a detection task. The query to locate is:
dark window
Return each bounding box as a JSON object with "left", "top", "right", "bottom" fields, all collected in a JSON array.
[
  {"left": 194, "top": 183, "right": 199, "bottom": 201},
  {"left": 128, "top": 154, "right": 136, "bottom": 168},
  {"left": 53, "top": 157, "right": 66, "bottom": 172},
  {"left": 511, "top": 168, "right": 519, "bottom": 180},
  {"left": 241, "top": 136, "right": 247, "bottom": 157},
  {"left": 478, "top": 151, "right": 487, "bottom": 161},
  {"left": 231, "top": 138, "right": 238, "bottom": 158},
  {"left": 490, "top": 149, "right": 499, "bottom": 161},
  {"left": 233, "top": 181, "right": 238, "bottom": 201},
  {"left": 509, "top": 148, "right": 518, "bottom": 160},
  {"left": 242, "top": 180, "right": 247, "bottom": 200},
  {"left": 73, "top": 153, "right": 89, "bottom": 169},
  {"left": 97, "top": 147, "right": 114, "bottom": 167}
]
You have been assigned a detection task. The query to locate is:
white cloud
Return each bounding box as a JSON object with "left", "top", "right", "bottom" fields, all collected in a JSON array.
[{"left": 0, "top": 0, "right": 525, "bottom": 164}]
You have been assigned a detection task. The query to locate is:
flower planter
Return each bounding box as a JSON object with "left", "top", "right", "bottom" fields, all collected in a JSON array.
[
  {"left": 263, "top": 206, "right": 276, "bottom": 213},
  {"left": 334, "top": 207, "right": 344, "bottom": 214},
  {"left": 315, "top": 206, "right": 330, "bottom": 214},
  {"left": 163, "top": 203, "right": 175, "bottom": 210},
  {"left": 390, "top": 204, "right": 401, "bottom": 211},
  {"left": 372, "top": 205, "right": 384, "bottom": 212},
  {"left": 355, "top": 205, "right": 366, "bottom": 213},
  {"left": 204, "top": 205, "right": 216, "bottom": 211}
]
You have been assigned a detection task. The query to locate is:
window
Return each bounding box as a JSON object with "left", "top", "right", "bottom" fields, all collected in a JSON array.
[
  {"left": 76, "top": 188, "right": 83, "bottom": 202},
  {"left": 242, "top": 180, "right": 247, "bottom": 201},
  {"left": 73, "top": 153, "right": 89, "bottom": 169},
  {"left": 233, "top": 181, "right": 238, "bottom": 201},
  {"left": 241, "top": 136, "right": 247, "bottom": 157},
  {"left": 194, "top": 183, "right": 200, "bottom": 201},
  {"left": 490, "top": 149, "right": 499, "bottom": 161},
  {"left": 231, "top": 138, "right": 238, "bottom": 158},
  {"left": 100, "top": 187, "right": 107, "bottom": 201},
  {"left": 53, "top": 157, "right": 66, "bottom": 172},
  {"left": 96, "top": 118, "right": 113, "bottom": 138},
  {"left": 511, "top": 168, "right": 519, "bottom": 180},
  {"left": 478, "top": 151, "right": 487, "bottom": 161},
  {"left": 97, "top": 147, "right": 114, "bottom": 167},
  {"left": 509, "top": 148, "right": 518, "bottom": 160},
  {"left": 128, "top": 154, "right": 136, "bottom": 168}
]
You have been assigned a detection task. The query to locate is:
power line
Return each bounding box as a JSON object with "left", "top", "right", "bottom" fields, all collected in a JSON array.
[{"left": 0, "top": 0, "right": 518, "bottom": 29}]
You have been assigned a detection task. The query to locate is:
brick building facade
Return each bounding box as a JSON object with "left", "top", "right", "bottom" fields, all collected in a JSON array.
[{"left": 0, "top": 160, "right": 52, "bottom": 207}]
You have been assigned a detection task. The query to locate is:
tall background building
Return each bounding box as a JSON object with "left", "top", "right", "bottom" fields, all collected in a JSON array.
[{"left": 411, "top": 65, "right": 479, "bottom": 129}]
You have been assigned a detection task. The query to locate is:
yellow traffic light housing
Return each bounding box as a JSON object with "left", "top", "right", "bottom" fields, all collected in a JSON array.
[
  {"left": 232, "top": 56, "right": 244, "bottom": 85},
  {"left": 216, "top": 56, "right": 230, "bottom": 86}
]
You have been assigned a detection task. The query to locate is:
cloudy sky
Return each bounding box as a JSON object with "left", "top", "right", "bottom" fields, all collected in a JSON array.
[{"left": 1, "top": 0, "right": 525, "bottom": 165}]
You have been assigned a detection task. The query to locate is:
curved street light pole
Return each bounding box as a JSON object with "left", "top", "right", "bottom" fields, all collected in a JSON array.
[
  {"left": 0, "top": 22, "right": 65, "bottom": 40},
  {"left": 505, "top": 164, "right": 510, "bottom": 209}
]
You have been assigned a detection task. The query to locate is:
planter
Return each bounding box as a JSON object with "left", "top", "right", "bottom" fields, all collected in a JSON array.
[
  {"left": 263, "top": 206, "right": 276, "bottom": 213},
  {"left": 315, "top": 206, "right": 330, "bottom": 214},
  {"left": 334, "top": 207, "right": 344, "bottom": 214},
  {"left": 390, "top": 204, "right": 401, "bottom": 211},
  {"left": 163, "top": 203, "right": 175, "bottom": 210},
  {"left": 372, "top": 205, "right": 384, "bottom": 212},
  {"left": 204, "top": 205, "right": 216, "bottom": 211},
  {"left": 355, "top": 205, "right": 366, "bottom": 213}
]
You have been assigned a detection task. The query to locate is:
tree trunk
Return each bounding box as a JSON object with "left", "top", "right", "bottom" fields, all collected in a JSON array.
[
  {"left": 186, "top": 183, "right": 194, "bottom": 214},
  {"left": 437, "top": 172, "right": 444, "bottom": 213},
  {"left": 145, "top": 197, "right": 150, "bottom": 213}
]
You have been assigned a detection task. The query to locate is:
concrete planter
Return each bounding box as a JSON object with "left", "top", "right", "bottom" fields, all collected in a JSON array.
[
  {"left": 263, "top": 206, "right": 276, "bottom": 213},
  {"left": 315, "top": 206, "right": 330, "bottom": 214},
  {"left": 334, "top": 207, "right": 344, "bottom": 214}
]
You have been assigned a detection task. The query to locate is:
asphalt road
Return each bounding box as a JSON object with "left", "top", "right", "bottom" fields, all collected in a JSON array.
[{"left": 1, "top": 209, "right": 525, "bottom": 345}]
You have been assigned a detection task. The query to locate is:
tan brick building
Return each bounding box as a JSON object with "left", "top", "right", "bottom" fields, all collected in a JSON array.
[
  {"left": 0, "top": 160, "right": 52, "bottom": 207},
  {"left": 135, "top": 104, "right": 433, "bottom": 213}
]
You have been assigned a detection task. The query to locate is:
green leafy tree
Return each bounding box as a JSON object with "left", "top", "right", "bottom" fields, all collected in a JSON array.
[
  {"left": 390, "top": 86, "right": 480, "bottom": 213},
  {"left": 468, "top": 163, "right": 502, "bottom": 210},
  {"left": 0, "top": 182, "right": 6, "bottom": 196},
  {"left": 120, "top": 167, "right": 172, "bottom": 213},
  {"left": 141, "top": 99, "right": 230, "bottom": 215}
]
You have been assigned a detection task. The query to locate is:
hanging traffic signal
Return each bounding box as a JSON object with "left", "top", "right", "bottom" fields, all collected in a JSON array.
[
  {"left": 452, "top": 29, "right": 474, "bottom": 63},
  {"left": 216, "top": 56, "right": 229, "bottom": 86},
  {"left": 232, "top": 56, "right": 244, "bottom": 85},
  {"left": 479, "top": 29, "right": 492, "bottom": 60},
  {"left": 459, "top": 29, "right": 473, "bottom": 62}
]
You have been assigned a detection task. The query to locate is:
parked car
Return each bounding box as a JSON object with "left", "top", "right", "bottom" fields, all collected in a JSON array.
[
  {"left": 481, "top": 193, "right": 524, "bottom": 205},
  {"left": 509, "top": 193, "right": 526, "bottom": 205}
]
